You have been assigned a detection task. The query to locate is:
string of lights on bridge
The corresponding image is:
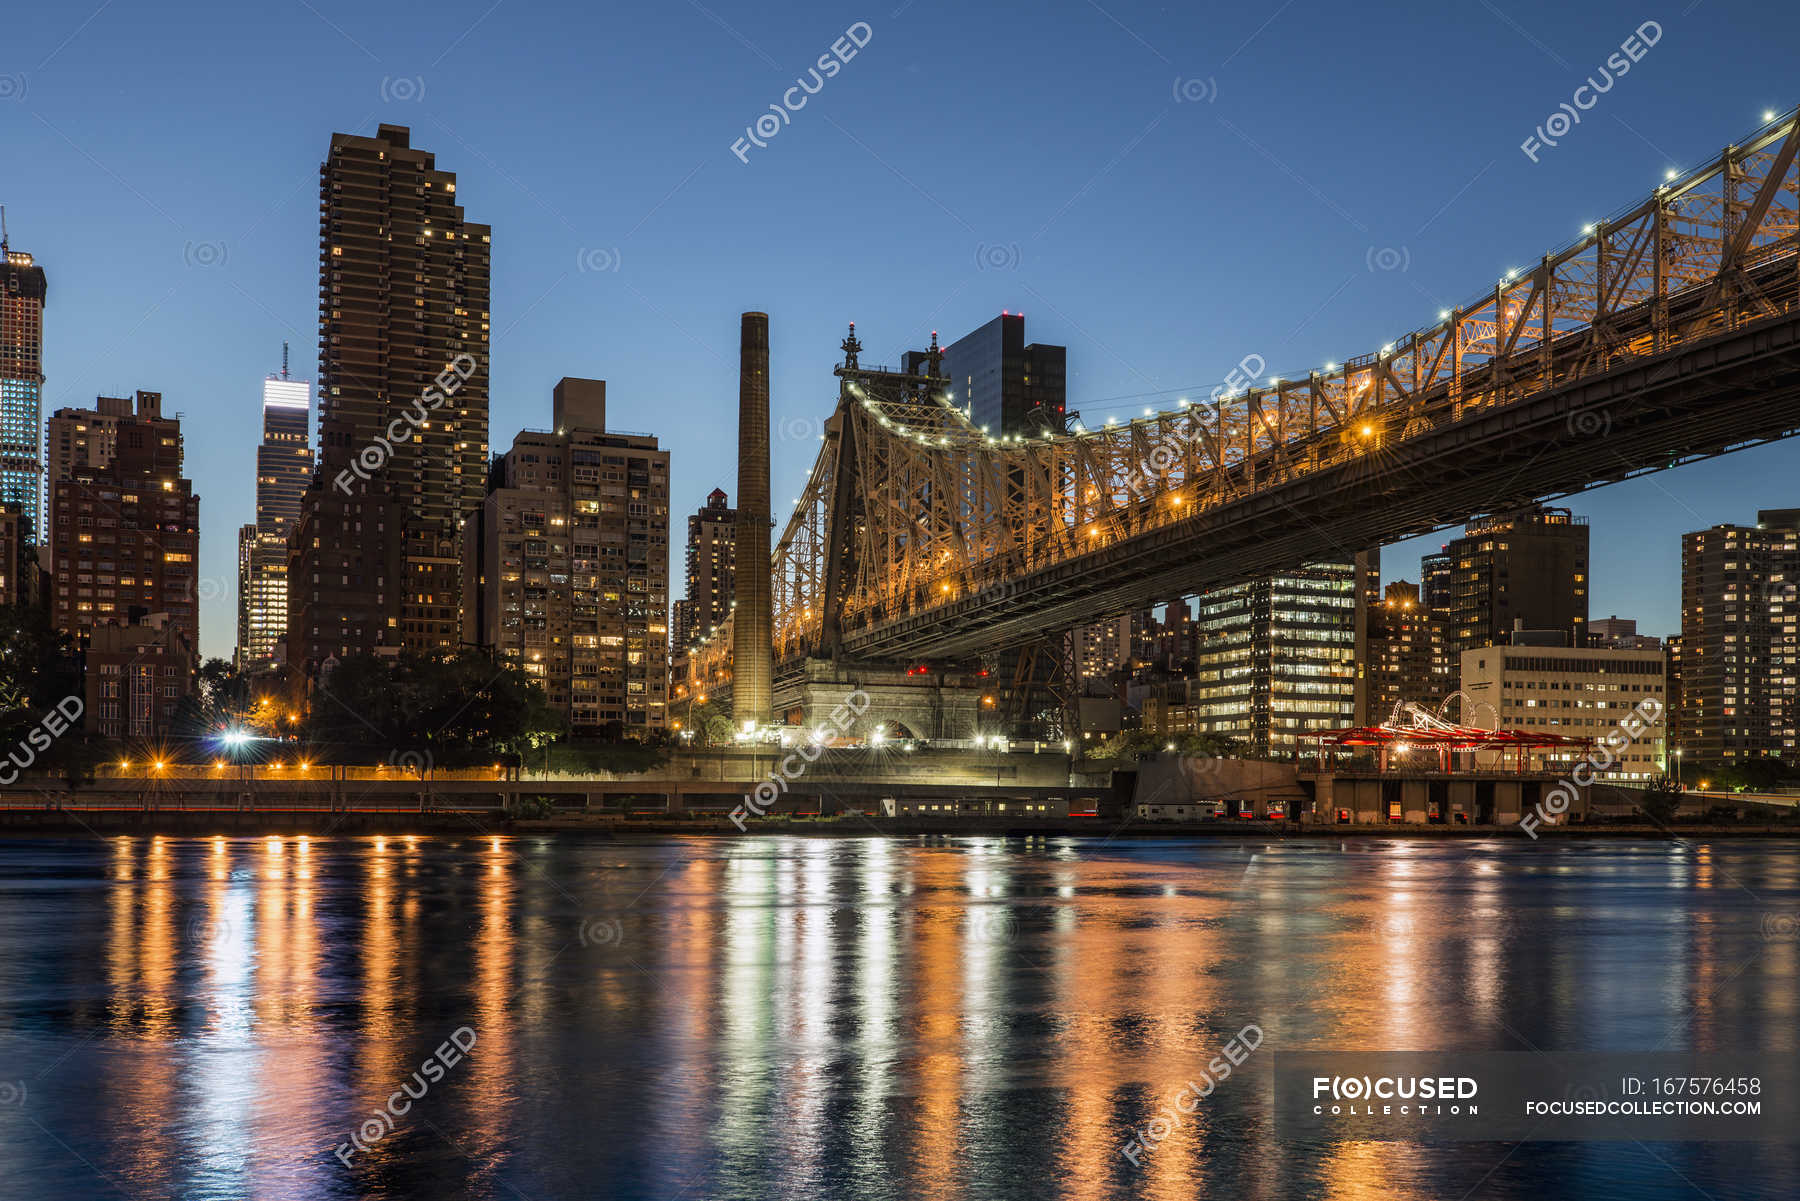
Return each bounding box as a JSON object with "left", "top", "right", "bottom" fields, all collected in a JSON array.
[
  {"left": 688, "top": 102, "right": 1798, "bottom": 679},
  {"left": 1059, "top": 104, "right": 1796, "bottom": 428}
]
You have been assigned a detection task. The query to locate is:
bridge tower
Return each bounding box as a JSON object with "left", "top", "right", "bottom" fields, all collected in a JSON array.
[{"left": 732, "top": 312, "right": 773, "bottom": 729}]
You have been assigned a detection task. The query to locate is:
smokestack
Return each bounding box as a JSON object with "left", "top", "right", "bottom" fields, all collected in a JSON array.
[{"left": 733, "top": 311, "right": 773, "bottom": 728}]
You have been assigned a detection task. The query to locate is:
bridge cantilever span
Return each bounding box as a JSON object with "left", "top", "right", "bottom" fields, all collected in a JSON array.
[{"left": 686, "top": 106, "right": 1800, "bottom": 689}]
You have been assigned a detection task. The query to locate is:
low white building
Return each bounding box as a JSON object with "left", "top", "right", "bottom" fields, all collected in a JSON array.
[{"left": 1460, "top": 645, "right": 1666, "bottom": 780}]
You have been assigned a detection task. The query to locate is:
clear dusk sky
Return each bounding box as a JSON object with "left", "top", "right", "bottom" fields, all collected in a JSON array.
[{"left": 4, "top": 0, "right": 1796, "bottom": 659}]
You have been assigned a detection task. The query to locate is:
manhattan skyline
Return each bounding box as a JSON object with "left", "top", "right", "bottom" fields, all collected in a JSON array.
[{"left": 5, "top": 0, "right": 1797, "bottom": 658}]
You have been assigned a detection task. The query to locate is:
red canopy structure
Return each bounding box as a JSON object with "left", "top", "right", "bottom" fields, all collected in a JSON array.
[{"left": 1313, "top": 701, "right": 1593, "bottom": 772}]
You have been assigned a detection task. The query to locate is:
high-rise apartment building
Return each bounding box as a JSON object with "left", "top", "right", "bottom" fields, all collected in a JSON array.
[
  {"left": 237, "top": 361, "right": 312, "bottom": 669},
  {"left": 1441, "top": 506, "right": 1589, "bottom": 660},
  {"left": 1666, "top": 633, "right": 1685, "bottom": 764},
  {"left": 941, "top": 312, "right": 1067, "bottom": 437},
  {"left": 1678, "top": 510, "right": 1800, "bottom": 765},
  {"left": 1189, "top": 561, "right": 1358, "bottom": 755},
  {"left": 45, "top": 391, "right": 199, "bottom": 643},
  {"left": 0, "top": 234, "right": 46, "bottom": 539},
  {"left": 683, "top": 487, "right": 737, "bottom": 644},
  {"left": 1421, "top": 549, "right": 1453, "bottom": 615},
  {"left": 290, "top": 123, "right": 490, "bottom": 670},
  {"left": 1076, "top": 616, "right": 1132, "bottom": 688},
  {"left": 462, "top": 378, "right": 671, "bottom": 736},
  {"left": 673, "top": 487, "right": 736, "bottom": 701},
  {"left": 1361, "top": 580, "right": 1451, "bottom": 721}
]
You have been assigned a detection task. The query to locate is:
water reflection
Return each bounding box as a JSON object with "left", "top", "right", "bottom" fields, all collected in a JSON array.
[{"left": 0, "top": 836, "right": 1795, "bottom": 1199}]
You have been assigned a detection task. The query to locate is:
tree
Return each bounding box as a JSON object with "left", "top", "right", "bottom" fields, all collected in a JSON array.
[
  {"left": 173, "top": 658, "right": 255, "bottom": 744},
  {"left": 1640, "top": 773, "right": 1683, "bottom": 825},
  {"left": 0, "top": 604, "right": 78, "bottom": 717},
  {"left": 684, "top": 698, "right": 737, "bottom": 746},
  {"left": 0, "top": 604, "right": 102, "bottom": 782},
  {"left": 301, "top": 649, "right": 567, "bottom": 764},
  {"left": 1717, "top": 754, "right": 1791, "bottom": 794}
]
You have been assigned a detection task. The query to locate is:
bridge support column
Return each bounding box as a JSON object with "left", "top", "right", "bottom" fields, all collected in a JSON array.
[{"left": 774, "top": 658, "right": 986, "bottom": 742}]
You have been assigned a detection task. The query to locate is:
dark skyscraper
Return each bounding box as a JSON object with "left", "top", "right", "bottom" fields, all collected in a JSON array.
[
  {"left": 1421, "top": 550, "right": 1453, "bottom": 616},
  {"left": 290, "top": 124, "right": 490, "bottom": 668},
  {"left": 1440, "top": 506, "right": 1589, "bottom": 660},
  {"left": 941, "top": 312, "right": 1066, "bottom": 437},
  {"left": 1363, "top": 580, "right": 1451, "bottom": 720},
  {"left": 0, "top": 230, "right": 47, "bottom": 539}
]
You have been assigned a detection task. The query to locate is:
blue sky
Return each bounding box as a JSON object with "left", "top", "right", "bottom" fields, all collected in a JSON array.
[{"left": 2, "top": 0, "right": 1794, "bottom": 658}]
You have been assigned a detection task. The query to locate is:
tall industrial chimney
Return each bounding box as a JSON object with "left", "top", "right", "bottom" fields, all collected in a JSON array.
[{"left": 733, "top": 312, "right": 774, "bottom": 728}]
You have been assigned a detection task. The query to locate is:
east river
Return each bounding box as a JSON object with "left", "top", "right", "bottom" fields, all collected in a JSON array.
[{"left": 0, "top": 835, "right": 1795, "bottom": 1199}]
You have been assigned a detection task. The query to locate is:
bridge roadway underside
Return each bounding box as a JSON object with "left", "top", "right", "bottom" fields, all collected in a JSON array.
[{"left": 850, "top": 309, "right": 1800, "bottom": 660}]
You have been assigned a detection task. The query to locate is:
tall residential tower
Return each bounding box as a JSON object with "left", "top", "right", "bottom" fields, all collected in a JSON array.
[
  {"left": 289, "top": 124, "right": 490, "bottom": 669},
  {"left": 461, "top": 378, "right": 671, "bottom": 735},
  {"left": 46, "top": 391, "right": 200, "bottom": 644},
  {"left": 1679, "top": 510, "right": 1800, "bottom": 765}
]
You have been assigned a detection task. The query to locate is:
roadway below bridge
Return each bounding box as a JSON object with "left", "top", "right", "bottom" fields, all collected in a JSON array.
[{"left": 849, "top": 300, "right": 1800, "bottom": 660}]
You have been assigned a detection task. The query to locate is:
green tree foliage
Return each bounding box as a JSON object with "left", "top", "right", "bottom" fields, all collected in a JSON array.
[
  {"left": 682, "top": 698, "right": 738, "bottom": 746},
  {"left": 172, "top": 658, "right": 255, "bottom": 742},
  {"left": 0, "top": 604, "right": 105, "bottom": 780},
  {"left": 0, "top": 604, "right": 78, "bottom": 716},
  {"left": 1640, "top": 773, "right": 1683, "bottom": 825},
  {"left": 301, "top": 650, "right": 568, "bottom": 765},
  {"left": 1720, "top": 755, "right": 1791, "bottom": 793}
]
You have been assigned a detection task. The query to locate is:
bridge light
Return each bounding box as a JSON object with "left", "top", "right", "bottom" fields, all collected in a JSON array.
[
  {"left": 1766, "top": 110, "right": 1779, "bottom": 122},
  {"left": 1143, "top": 407, "right": 1153, "bottom": 416},
  {"left": 1582, "top": 224, "right": 1595, "bottom": 235},
  {"left": 1324, "top": 362, "right": 1337, "bottom": 371},
  {"left": 1360, "top": 425, "right": 1374, "bottom": 437},
  {"left": 1438, "top": 311, "right": 1450, "bottom": 321},
  {"left": 1664, "top": 168, "right": 1678, "bottom": 181}
]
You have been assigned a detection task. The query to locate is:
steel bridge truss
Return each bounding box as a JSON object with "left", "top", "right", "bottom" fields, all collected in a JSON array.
[{"left": 689, "top": 109, "right": 1800, "bottom": 683}]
